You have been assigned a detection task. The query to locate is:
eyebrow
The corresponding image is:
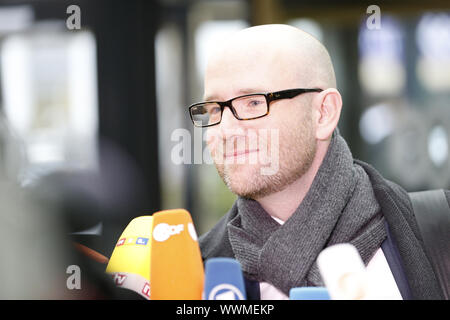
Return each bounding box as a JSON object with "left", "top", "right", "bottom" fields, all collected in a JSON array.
[{"left": 203, "top": 88, "right": 267, "bottom": 102}]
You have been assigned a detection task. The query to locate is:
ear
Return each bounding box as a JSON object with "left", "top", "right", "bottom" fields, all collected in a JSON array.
[{"left": 313, "top": 88, "right": 342, "bottom": 141}]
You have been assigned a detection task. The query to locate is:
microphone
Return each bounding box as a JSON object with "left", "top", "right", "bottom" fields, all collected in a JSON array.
[
  {"left": 105, "top": 216, "right": 153, "bottom": 299},
  {"left": 150, "top": 209, "right": 204, "bottom": 300},
  {"left": 289, "top": 287, "right": 330, "bottom": 300},
  {"left": 317, "top": 243, "right": 370, "bottom": 300},
  {"left": 203, "top": 258, "right": 246, "bottom": 300}
]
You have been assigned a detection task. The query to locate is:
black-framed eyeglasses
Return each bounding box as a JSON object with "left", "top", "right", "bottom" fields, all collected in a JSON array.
[{"left": 188, "top": 88, "right": 323, "bottom": 128}]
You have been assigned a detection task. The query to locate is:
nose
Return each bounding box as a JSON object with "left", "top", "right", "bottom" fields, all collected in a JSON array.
[
  {"left": 219, "top": 106, "right": 240, "bottom": 129},
  {"left": 219, "top": 107, "right": 245, "bottom": 141}
]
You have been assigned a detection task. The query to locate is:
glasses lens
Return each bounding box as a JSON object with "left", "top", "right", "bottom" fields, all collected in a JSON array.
[
  {"left": 190, "top": 102, "right": 221, "bottom": 127},
  {"left": 232, "top": 95, "right": 267, "bottom": 119}
]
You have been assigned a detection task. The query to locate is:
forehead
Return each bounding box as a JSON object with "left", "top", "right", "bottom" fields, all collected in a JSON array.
[{"left": 204, "top": 45, "right": 299, "bottom": 101}]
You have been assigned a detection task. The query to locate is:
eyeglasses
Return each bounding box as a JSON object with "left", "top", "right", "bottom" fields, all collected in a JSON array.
[{"left": 188, "top": 88, "right": 323, "bottom": 127}]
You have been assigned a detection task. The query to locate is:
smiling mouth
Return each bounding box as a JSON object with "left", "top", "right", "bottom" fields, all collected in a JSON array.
[{"left": 224, "top": 149, "right": 259, "bottom": 158}]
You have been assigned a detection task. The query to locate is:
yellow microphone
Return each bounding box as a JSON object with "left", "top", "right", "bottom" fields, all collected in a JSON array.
[
  {"left": 105, "top": 216, "right": 153, "bottom": 299},
  {"left": 150, "top": 209, "right": 204, "bottom": 299}
]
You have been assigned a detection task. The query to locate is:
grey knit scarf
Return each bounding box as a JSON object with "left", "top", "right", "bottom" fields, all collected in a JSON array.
[{"left": 226, "top": 130, "right": 387, "bottom": 295}]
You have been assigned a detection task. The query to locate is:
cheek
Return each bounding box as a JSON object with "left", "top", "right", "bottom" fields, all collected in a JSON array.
[
  {"left": 205, "top": 128, "right": 221, "bottom": 155},
  {"left": 275, "top": 111, "right": 315, "bottom": 149},
  {"left": 285, "top": 106, "right": 314, "bottom": 132}
]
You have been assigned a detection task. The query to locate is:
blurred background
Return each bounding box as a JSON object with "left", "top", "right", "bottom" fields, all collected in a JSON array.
[{"left": 0, "top": 0, "right": 449, "bottom": 298}]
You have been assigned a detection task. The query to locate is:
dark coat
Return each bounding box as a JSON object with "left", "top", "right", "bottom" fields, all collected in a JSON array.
[{"left": 199, "top": 159, "right": 448, "bottom": 300}]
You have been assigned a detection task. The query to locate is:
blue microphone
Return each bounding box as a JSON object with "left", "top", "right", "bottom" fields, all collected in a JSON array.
[
  {"left": 203, "top": 257, "right": 247, "bottom": 300},
  {"left": 289, "top": 287, "right": 331, "bottom": 300}
]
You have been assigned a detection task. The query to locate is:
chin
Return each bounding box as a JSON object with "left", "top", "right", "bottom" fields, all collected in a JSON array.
[
  {"left": 226, "top": 163, "right": 260, "bottom": 180},
  {"left": 228, "top": 183, "right": 259, "bottom": 199},
  {"left": 224, "top": 164, "right": 272, "bottom": 198},
  {"left": 228, "top": 181, "right": 273, "bottom": 199}
]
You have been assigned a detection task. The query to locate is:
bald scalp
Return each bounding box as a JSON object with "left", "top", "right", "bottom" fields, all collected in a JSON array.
[{"left": 206, "top": 24, "right": 336, "bottom": 91}]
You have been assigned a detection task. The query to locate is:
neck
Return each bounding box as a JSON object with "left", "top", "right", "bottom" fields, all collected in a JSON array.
[{"left": 255, "top": 139, "right": 330, "bottom": 222}]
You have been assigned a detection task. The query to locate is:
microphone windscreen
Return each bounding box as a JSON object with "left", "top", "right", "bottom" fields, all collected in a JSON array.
[
  {"left": 105, "top": 216, "right": 153, "bottom": 299},
  {"left": 150, "top": 209, "right": 204, "bottom": 300},
  {"left": 317, "top": 243, "right": 369, "bottom": 300},
  {"left": 289, "top": 287, "right": 330, "bottom": 300},
  {"left": 203, "top": 258, "right": 246, "bottom": 300}
]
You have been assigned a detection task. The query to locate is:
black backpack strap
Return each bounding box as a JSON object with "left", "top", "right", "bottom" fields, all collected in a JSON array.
[
  {"left": 244, "top": 278, "right": 261, "bottom": 300},
  {"left": 409, "top": 190, "right": 450, "bottom": 299}
]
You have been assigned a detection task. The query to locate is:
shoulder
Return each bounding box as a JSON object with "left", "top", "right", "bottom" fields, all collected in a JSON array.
[
  {"left": 356, "top": 159, "right": 450, "bottom": 239},
  {"left": 354, "top": 159, "right": 423, "bottom": 239},
  {"left": 355, "top": 159, "right": 446, "bottom": 299}
]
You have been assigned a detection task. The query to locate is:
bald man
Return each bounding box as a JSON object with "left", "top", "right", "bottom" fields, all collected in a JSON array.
[{"left": 190, "top": 24, "right": 446, "bottom": 300}]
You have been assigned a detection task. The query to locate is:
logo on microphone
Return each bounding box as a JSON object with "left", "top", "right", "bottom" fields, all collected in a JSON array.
[
  {"left": 116, "top": 238, "right": 126, "bottom": 247},
  {"left": 136, "top": 237, "right": 149, "bottom": 245},
  {"left": 208, "top": 284, "right": 245, "bottom": 300},
  {"left": 187, "top": 223, "right": 198, "bottom": 242},
  {"left": 113, "top": 273, "right": 127, "bottom": 286},
  {"left": 142, "top": 282, "right": 151, "bottom": 298},
  {"left": 116, "top": 237, "right": 150, "bottom": 246},
  {"left": 152, "top": 223, "right": 184, "bottom": 242}
]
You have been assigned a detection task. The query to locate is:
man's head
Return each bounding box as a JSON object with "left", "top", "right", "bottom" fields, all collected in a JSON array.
[{"left": 203, "top": 24, "right": 342, "bottom": 199}]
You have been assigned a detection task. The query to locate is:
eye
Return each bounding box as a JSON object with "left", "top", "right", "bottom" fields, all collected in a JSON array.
[
  {"left": 247, "top": 99, "right": 263, "bottom": 107},
  {"left": 208, "top": 106, "right": 221, "bottom": 115},
  {"left": 249, "top": 100, "right": 261, "bottom": 106}
]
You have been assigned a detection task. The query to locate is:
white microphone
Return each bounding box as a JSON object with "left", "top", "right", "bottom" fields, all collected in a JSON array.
[{"left": 317, "top": 243, "right": 373, "bottom": 300}]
